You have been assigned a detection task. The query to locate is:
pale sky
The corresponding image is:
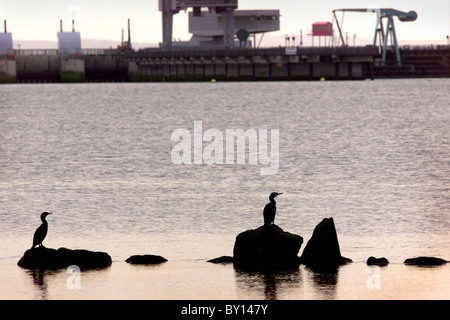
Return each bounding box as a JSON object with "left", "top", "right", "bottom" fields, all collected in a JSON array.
[{"left": 0, "top": 0, "right": 449, "bottom": 48}]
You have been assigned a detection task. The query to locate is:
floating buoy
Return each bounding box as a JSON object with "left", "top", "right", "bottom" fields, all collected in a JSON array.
[
  {"left": 320, "top": 77, "right": 326, "bottom": 81},
  {"left": 211, "top": 79, "right": 216, "bottom": 83}
]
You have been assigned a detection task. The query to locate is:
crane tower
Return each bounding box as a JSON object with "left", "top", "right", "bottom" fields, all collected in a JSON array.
[
  {"left": 159, "top": 0, "right": 238, "bottom": 49},
  {"left": 333, "top": 8, "right": 418, "bottom": 66}
]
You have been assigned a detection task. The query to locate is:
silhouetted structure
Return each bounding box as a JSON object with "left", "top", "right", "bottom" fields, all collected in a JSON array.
[
  {"left": 263, "top": 192, "right": 282, "bottom": 225},
  {"left": 32, "top": 212, "right": 52, "bottom": 249}
]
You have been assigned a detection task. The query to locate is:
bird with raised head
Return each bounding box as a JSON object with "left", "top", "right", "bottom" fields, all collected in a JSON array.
[
  {"left": 263, "top": 193, "right": 282, "bottom": 225},
  {"left": 31, "top": 212, "right": 52, "bottom": 249}
]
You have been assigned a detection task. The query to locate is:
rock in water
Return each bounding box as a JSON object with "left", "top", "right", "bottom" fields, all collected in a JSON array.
[
  {"left": 299, "top": 217, "right": 352, "bottom": 269},
  {"left": 17, "top": 247, "right": 112, "bottom": 270},
  {"left": 404, "top": 256, "right": 447, "bottom": 266},
  {"left": 233, "top": 224, "right": 303, "bottom": 270},
  {"left": 207, "top": 256, "right": 234, "bottom": 264},
  {"left": 125, "top": 255, "right": 168, "bottom": 265},
  {"left": 367, "top": 256, "right": 389, "bottom": 266},
  {"left": 17, "top": 247, "right": 62, "bottom": 270},
  {"left": 58, "top": 248, "right": 112, "bottom": 270}
]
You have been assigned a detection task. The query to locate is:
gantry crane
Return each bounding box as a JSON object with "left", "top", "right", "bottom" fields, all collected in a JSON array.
[{"left": 332, "top": 8, "right": 418, "bottom": 66}]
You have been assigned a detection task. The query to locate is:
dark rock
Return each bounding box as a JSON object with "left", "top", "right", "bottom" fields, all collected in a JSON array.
[
  {"left": 57, "top": 248, "right": 112, "bottom": 270},
  {"left": 17, "top": 247, "right": 112, "bottom": 270},
  {"left": 404, "top": 256, "right": 447, "bottom": 266},
  {"left": 299, "top": 217, "right": 352, "bottom": 269},
  {"left": 233, "top": 224, "right": 303, "bottom": 270},
  {"left": 125, "top": 255, "right": 167, "bottom": 265},
  {"left": 367, "top": 256, "right": 389, "bottom": 266},
  {"left": 17, "top": 247, "right": 62, "bottom": 270},
  {"left": 207, "top": 256, "right": 234, "bottom": 264}
]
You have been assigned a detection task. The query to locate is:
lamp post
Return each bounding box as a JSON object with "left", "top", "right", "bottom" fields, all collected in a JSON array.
[{"left": 285, "top": 35, "right": 290, "bottom": 47}]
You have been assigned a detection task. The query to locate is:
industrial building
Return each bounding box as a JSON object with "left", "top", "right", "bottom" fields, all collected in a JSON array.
[
  {"left": 159, "top": 0, "right": 239, "bottom": 49},
  {"left": 180, "top": 9, "right": 280, "bottom": 48}
]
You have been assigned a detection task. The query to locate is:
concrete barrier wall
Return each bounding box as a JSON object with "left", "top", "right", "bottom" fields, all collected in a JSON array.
[
  {"left": 0, "top": 59, "right": 16, "bottom": 83},
  {"left": 16, "top": 55, "right": 60, "bottom": 82},
  {"left": 5, "top": 56, "right": 370, "bottom": 83},
  {"left": 2, "top": 47, "right": 448, "bottom": 84},
  {"left": 130, "top": 60, "right": 369, "bottom": 81},
  {"left": 60, "top": 58, "right": 85, "bottom": 82},
  {"left": 12, "top": 54, "right": 128, "bottom": 82},
  {"left": 84, "top": 55, "right": 128, "bottom": 81}
]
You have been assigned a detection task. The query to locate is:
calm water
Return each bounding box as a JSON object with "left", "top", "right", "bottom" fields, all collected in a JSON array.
[{"left": 0, "top": 79, "right": 449, "bottom": 300}]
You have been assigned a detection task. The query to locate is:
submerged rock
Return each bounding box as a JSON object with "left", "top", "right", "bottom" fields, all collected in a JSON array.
[
  {"left": 404, "top": 256, "right": 447, "bottom": 266},
  {"left": 125, "top": 255, "right": 167, "bottom": 265},
  {"left": 17, "top": 247, "right": 112, "bottom": 270},
  {"left": 367, "top": 256, "right": 389, "bottom": 266},
  {"left": 207, "top": 256, "right": 234, "bottom": 264},
  {"left": 299, "top": 217, "right": 352, "bottom": 269},
  {"left": 233, "top": 224, "right": 303, "bottom": 270}
]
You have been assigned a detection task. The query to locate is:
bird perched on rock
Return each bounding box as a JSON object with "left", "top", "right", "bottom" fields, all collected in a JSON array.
[
  {"left": 263, "top": 193, "right": 282, "bottom": 225},
  {"left": 31, "top": 212, "right": 52, "bottom": 249}
]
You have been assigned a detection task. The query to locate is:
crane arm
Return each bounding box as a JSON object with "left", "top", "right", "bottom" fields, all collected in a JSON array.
[{"left": 333, "top": 8, "right": 417, "bottom": 21}]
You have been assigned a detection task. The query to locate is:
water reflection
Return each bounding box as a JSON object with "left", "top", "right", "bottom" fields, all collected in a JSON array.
[
  {"left": 304, "top": 266, "right": 339, "bottom": 300},
  {"left": 26, "top": 269, "right": 57, "bottom": 300},
  {"left": 234, "top": 265, "right": 343, "bottom": 299},
  {"left": 234, "top": 267, "right": 302, "bottom": 300}
]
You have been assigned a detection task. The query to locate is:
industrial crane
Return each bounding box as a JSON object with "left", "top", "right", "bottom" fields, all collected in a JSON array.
[
  {"left": 159, "top": 0, "right": 238, "bottom": 49},
  {"left": 332, "top": 8, "right": 418, "bottom": 66}
]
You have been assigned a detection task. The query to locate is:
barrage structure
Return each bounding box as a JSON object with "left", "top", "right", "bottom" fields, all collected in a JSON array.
[
  {"left": 2, "top": 45, "right": 450, "bottom": 83},
  {"left": 1, "top": 2, "right": 450, "bottom": 83}
]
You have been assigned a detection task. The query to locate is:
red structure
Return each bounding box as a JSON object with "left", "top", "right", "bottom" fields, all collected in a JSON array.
[
  {"left": 312, "top": 21, "right": 333, "bottom": 36},
  {"left": 308, "top": 21, "right": 333, "bottom": 47}
]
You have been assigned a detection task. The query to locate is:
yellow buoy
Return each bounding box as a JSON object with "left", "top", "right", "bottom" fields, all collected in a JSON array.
[
  {"left": 320, "top": 77, "right": 326, "bottom": 81},
  {"left": 211, "top": 79, "right": 216, "bottom": 83}
]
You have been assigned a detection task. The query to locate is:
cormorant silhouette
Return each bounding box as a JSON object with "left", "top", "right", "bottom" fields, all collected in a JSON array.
[
  {"left": 32, "top": 212, "right": 52, "bottom": 249},
  {"left": 263, "top": 193, "right": 282, "bottom": 225}
]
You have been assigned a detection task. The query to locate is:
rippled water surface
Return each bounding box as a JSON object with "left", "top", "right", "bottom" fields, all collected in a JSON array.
[{"left": 0, "top": 79, "right": 449, "bottom": 300}]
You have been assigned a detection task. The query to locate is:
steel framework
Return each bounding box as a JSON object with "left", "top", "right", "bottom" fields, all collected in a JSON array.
[
  {"left": 333, "top": 8, "right": 417, "bottom": 66},
  {"left": 159, "top": 0, "right": 238, "bottom": 49}
]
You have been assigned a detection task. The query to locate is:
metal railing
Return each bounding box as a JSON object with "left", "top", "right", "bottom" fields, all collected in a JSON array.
[
  {"left": 11, "top": 48, "right": 120, "bottom": 56},
  {"left": 399, "top": 44, "right": 450, "bottom": 52},
  {"left": 82, "top": 48, "right": 120, "bottom": 55},
  {"left": 5, "top": 45, "right": 448, "bottom": 59},
  {"left": 14, "top": 49, "right": 59, "bottom": 56},
  {"left": 125, "top": 46, "right": 381, "bottom": 60}
]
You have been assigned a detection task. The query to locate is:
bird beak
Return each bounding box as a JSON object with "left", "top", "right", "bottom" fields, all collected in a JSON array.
[{"left": 276, "top": 193, "right": 283, "bottom": 197}]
